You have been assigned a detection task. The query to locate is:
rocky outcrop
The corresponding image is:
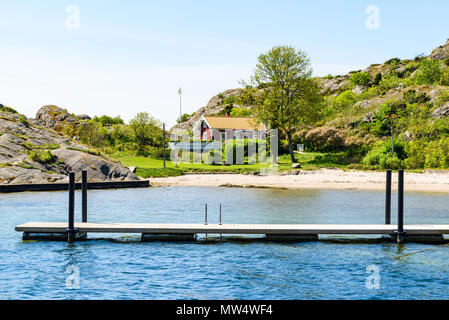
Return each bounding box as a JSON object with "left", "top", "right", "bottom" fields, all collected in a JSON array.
[
  {"left": 429, "top": 39, "right": 449, "bottom": 60},
  {"left": 320, "top": 76, "right": 349, "bottom": 94},
  {"left": 35, "top": 105, "right": 79, "bottom": 130},
  {"left": 171, "top": 88, "right": 244, "bottom": 132},
  {"left": 76, "top": 114, "right": 91, "bottom": 120},
  {"left": 0, "top": 109, "right": 138, "bottom": 184},
  {"left": 432, "top": 103, "right": 449, "bottom": 118}
]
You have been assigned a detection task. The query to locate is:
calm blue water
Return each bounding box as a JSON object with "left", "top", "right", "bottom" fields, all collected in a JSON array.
[{"left": 1, "top": 186, "right": 449, "bottom": 300}]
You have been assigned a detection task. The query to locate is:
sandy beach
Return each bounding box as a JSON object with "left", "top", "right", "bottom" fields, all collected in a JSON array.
[{"left": 150, "top": 169, "right": 449, "bottom": 193}]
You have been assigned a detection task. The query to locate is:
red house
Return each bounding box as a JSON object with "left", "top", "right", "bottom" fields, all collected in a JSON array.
[{"left": 194, "top": 115, "right": 267, "bottom": 141}]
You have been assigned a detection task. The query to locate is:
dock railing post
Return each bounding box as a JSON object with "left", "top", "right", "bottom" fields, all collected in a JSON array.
[
  {"left": 219, "top": 204, "right": 222, "bottom": 239},
  {"left": 82, "top": 170, "right": 87, "bottom": 223},
  {"left": 397, "top": 169, "right": 405, "bottom": 243},
  {"left": 163, "top": 123, "right": 166, "bottom": 169},
  {"left": 66, "top": 172, "right": 77, "bottom": 242},
  {"left": 385, "top": 169, "right": 392, "bottom": 224}
]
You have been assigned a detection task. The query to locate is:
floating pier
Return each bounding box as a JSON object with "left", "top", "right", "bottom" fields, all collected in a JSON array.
[
  {"left": 15, "top": 222, "right": 449, "bottom": 242},
  {"left": 14, "top": 169, "right": 448, "bottom": 244}
]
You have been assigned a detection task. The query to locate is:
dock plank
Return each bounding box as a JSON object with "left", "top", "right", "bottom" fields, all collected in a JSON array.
[{"left": 15, "top": 222, "right": 449, "bottom": 235}]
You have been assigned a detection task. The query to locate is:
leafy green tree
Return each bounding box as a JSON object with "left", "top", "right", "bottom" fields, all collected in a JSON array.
[
  {"left": 176, "top": 113, "right": 191, "bottom": 123},
  {"left": 129, "top": 112, "right": 162, "bottom": 151},
  {"left": 250, "top": 45, "right": 323, "bottom": 163},
  {"left": 230, "top": 108, "right": 252, "bottom": 117},
  {"left": 92, "top": 115, "right": 124, "bottom": 126},
  {"left": 335, "top": 90, "right": 356, "bottom": 127},
  {"left": 78, "top": 121, "right": 108, "bottom": 147}
]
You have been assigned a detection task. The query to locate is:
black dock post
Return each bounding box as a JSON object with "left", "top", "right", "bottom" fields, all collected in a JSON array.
[
  {"left": 66, "top": 172, "right": 77, "bottom": 242},
  {"left": 385, "top": 169, "right": 392, "bottom": 224},
  {"left": 82, "top": 170, "right": 87, "bottom": 223},
  {"left": 163, "top": 123, "right": 166, "bottom": 169},
  {"left": 397, "top": 169, "right": 405, "bottom": 243}
]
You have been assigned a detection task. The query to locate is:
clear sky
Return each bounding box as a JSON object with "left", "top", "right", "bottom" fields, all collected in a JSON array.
[{"left": 1, "top": 0, "right": 449, "bottom": 127}]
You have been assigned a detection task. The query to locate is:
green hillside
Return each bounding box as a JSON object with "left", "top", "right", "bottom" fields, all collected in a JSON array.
[{"left": 180, "top": 39, "right": 449, "bottom": 170}]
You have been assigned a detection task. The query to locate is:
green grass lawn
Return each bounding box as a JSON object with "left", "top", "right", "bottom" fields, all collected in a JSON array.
[{"left": 113, "top": 151, "right": 350, "bottom": 178}]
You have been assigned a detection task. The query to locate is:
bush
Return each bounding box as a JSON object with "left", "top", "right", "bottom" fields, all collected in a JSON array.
[
  {"left": 385, "top": 57, "right": 401, "bottom": 67},
  {"left": 444, "top": 57, "right": 449, "bottom": 67},
  {"left": 223, "top": 96, "right": 236, "bottom": 105},
  {"left": 349, "top": 72, "right": 371, "bottom": 86},
  {"left": 19, "top": 115, "right": 29, "bottom": 125},
  {"left": 304, "top": 127, "right": 345, "bottom": 152},
  {"left": 440, "top": 69, "right": 449, "bottom": 86},
  {"left": 0, "top": 105, "right": 18, "bottom": 114},
  {"left": 415, "top": 60, "right": 443, "bottom": 85},
  {"left": 176, "top": 113, "right": 191, "bottom": 123},
  {"left": 403, "top": 90, "right": 429, "bottom": 104},
  {"left": 361, "top": 140, "right": 405, "bottom": 169},
  {"left": 404, "top": 141, "right": 426, "bottom": 169},
  {"left": 202, "top": 150, "right": 221, "bottom": 165},
  {"left": 92, "top": 115, "right": 124, "bottom": 126},
  {"left": 28, "top": 150, "right": 56, "bottom": 164},
  {"left": 373, "top": 72, "right": 382, "bottom": 86},
  {"left": 425, "top": 138, "right": 449, "bottom": 168},
  {"left": 230, "top": 108, "right": 252, "bottom": 117},
  {"left": 378, "top": 73, "right": 401, "bottom": 91},
  {"left": 146, "top": 146, "right": 171, "bottom": 159}
]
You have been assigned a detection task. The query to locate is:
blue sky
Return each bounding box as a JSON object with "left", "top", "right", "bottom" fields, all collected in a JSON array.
[{"left": 1, "top": 0, "right": 449, "bottom": 126}]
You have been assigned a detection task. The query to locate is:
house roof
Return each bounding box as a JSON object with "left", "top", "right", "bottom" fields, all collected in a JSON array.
[{"left": 203, "top": 116, "right": 266, "bottom": 131}]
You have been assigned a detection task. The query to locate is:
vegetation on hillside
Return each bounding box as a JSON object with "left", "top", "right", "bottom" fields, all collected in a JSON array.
[{"left": 11, "top": 41, "right": 449, "bottom": 177}]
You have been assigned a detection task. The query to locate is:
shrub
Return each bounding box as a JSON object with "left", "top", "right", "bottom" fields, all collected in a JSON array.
[
  {"left": 378, "top": 73, "right": 401, "bottom": 91},
  {"left": 414, "top": 54, "right": 425, "bottom": 61},
  {"left": 230, "top": 108, "right": 252, "bottom": 117},
  {"left": 223, "top": 96, "right": 236, "bottom": 105},
  {"left": 202, "top": 150, "right": 221, "bottom": 165},
  {"left": 373, "top": 72, "right": 382, "bottom": 86},
  {"left": 19, "top": 115, "right": 29, "bottom": 125},
  {"left": 403, "top": 90, "right": 429, "bottom": 104},
  {"left": 414, "top": 59, "right": 443, "bottom": 85},
  {"left": 28, "top": 150, "right": 56, "bottom": 164},
  {"left": 92, "top": 115, "right": 124, "bottom": 126},
  {"left": 423, "top": 138, "right": 449, "bottom": 168},
  {"left": 404, "top": 141, "right": 426, "bottom": 169},
  {"left": 176, "top": 113, "right": 191, "bottom": 123},
  {"left": 349, "top": 72, "right": 371, "bottom": 86},
  {"left": 440, "top": 69, "right": 449, "bottom": 86},
  {"left": 444, "top": 57, "right": 449, "bottom": 67},
  {"left": 385, "top": 57, "right": 401, "bottom": 67},
  {"left": 304, "top": 127, "right": 345, "bottom": 152},
  {"left": 361, "top": 140, "right": 406, "bottom": 169},
  {"left": 146, "top": 146, "right": 171, "bottom": 159},
  {"left": 0, "top": 105, "right": 18, "bottom": 114},
  {"left": 78, "top": 121, "right": 109, "bottom": 147}
]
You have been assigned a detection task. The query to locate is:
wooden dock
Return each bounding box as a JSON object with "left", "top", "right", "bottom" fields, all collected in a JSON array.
[
  {"left": 0, "top": 180, "right": 149, "bottom": 193},
  {"left": 14, "top": 169, "right": 449, "bottom": 244},
  {"left": 15, "top": 222, "right": 449, "bottom": 237}
]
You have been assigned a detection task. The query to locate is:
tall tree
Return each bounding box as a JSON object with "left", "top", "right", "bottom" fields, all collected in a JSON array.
[
  {"left": 129, "top": 112, "right": 162, "bottom": 151},
  {"left": 250, "top": 46, "right": 323, "bottom": 163}
]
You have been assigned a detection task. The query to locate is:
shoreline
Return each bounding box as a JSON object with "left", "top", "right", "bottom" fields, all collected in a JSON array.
[{"left": 150, "top": 169, "right": 449, "bottom": 193}]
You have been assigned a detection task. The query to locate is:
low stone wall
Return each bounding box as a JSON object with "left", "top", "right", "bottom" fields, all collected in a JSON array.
[{"left": 0, "top": 180, "right": 150, "bottom": 193}]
